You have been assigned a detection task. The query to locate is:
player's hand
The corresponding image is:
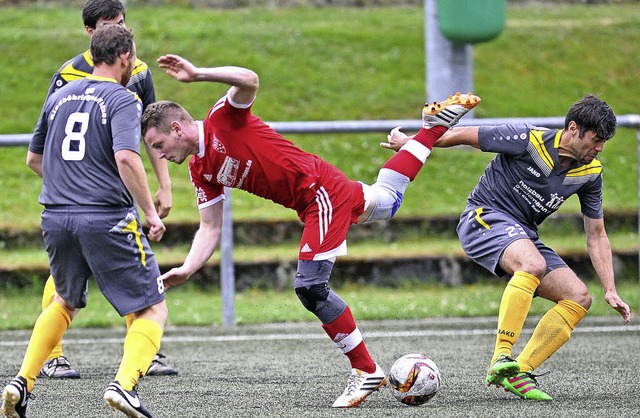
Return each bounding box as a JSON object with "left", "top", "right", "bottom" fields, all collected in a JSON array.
[
  {"left": 157, "top": 54, "right": 198, "bottom": 83},
  {"left": 604, "top": 290, "right": 631, "bottom": 323},
  {"left": 380, "top": 127, "right": 410, "bottom": 152},
  {"left": 145, "top": 213, "right": 166, "bottom": 242},
  {"left": 154, "top": 186, "right": 173, "bottom": 219},
  {"left": 160, "top": 266, "right": 191, "bottom": 291}
]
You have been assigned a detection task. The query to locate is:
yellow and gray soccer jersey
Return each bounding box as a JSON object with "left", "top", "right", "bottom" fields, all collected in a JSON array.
[
  {"left": 465, "top": 124, "right": 603, "bottom": 230},
  {"left": 46, "top": 49, "right": 155, "bottom": 109},
  {"left": 32, "top": 76, "right": 143, "bottom": 208}
]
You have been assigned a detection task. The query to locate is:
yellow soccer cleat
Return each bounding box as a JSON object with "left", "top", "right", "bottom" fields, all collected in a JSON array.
[{"left": 422, "top": 92, "right": 481, "bottom": 129}]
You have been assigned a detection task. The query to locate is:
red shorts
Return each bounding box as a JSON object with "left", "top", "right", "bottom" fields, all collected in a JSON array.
[{"left": 297, "top": 165, "right": 365, "bottom": 261}]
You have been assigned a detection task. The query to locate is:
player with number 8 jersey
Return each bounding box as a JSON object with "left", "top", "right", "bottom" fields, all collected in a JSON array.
[
  {"left": 1, "top": 25, "right": 167, "bottom": 418},
  {"left": 32, "top": 77, "right": 142, "bottom": 207}
]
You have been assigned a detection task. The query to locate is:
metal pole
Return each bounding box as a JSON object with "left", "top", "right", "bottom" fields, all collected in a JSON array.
[
  {"left": 425, "top": 0, "right": 474, "bottom": 112},
  {"left": 220, "top": 187, "right": 236, "bottom": 326},
  {"left": 637, "top": 127, "right": 640, "bottom": 313}
]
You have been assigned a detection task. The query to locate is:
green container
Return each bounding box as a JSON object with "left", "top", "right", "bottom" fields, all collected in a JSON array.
[{"left": 437, "top": 0, "right": 506, "bottom": 44}]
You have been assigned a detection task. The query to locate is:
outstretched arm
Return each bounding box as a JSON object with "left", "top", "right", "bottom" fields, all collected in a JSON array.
[
  {"left": 380, "top": 126, "right": 482, "bottom": 152},
  {"left": 159, "top": 201, "right": 224, "bottom": 290},
  {"left": 157, "top": 54, "right": 259, "bottom": 106},
  {"left": 584, "top": 215, "right": 631, "bottom": 323}
]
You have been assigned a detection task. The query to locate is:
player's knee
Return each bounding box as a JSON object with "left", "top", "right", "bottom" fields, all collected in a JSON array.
[
  {"left": 135, "top": 300, "right": 169, "bottom": 325},
  {"left": 360, "top": 183, "right": 404, "bottom": 223},
  {"left": 572, "top": 285, "right": 592, "bottom": 310},
  {"left": 293, "top": 259, "right": 334, "bottom": 311},
  {"left": 520, "top": 255, "right": 547, "bottom": 279},
  {"left": 295, "top": 283, "right": 330, "bottom": 312}
]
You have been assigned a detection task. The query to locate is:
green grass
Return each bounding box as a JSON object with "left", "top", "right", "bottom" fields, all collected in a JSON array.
[
  {"left": 0, "top": 4, "right": 639, "bottom": 228},
  {"left": 0, "top": 4, "right": 639, "bottom": 331},
  {"left": 0, "top": 279, "right": 637, "bottom": 330},
  {"left": 0, "top": 228, "right": 637, "bottom": 269}
]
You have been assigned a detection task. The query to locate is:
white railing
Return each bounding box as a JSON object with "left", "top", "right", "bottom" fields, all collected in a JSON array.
[{"left": 3, "top": 114, "right": 640, "bottom": 324}]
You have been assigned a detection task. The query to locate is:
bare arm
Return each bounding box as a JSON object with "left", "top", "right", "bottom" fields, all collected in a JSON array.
[
  {"left": 156, "top": 54, "right": 259, "bottom": 106},
  {"left": 584, "top": 215, "right": 630, "bottom": 323},
  {"left": 115, "top": 149, "right": 165, "bottom": 242},
  {"left": 143, "top": 140, "right": 173, "bottom": 219},
  {"left": 380, "top": 126, "right": 481, "bottom": 152},
  {"left": 159, "top": 201, "right": 224, "bottom": 290},
  {"left": 26, "top": 151, "right": 43, "bottom": 177}
]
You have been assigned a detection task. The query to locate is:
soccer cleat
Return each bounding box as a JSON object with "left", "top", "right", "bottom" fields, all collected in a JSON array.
[
  {"left": 146, "top": 353, "right": 178, "bottom": 376},
  {"left": 498, "top": 372, "right": 553, "bottom": 401},
  {"left": 485, "top": 354, "right": 520, "bottom": 386},
  {"left": 1, "top": 376, "right": 34, "bottom": 418},
  {"left": 422, "top": 92, "right": 481, "bottom": 129},
  {"left": 104, "top": 381, "right": 153, "bottom": 418},
  {"left": 37, "top": 356, "right": 81, "bottom": 379},
  {"left": 332, "top": 363, "right": 387, "bottom": 408}
]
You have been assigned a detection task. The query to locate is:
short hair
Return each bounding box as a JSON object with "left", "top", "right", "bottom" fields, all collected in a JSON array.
[
  {"left": 564, "top": 94, "right": 617, "bottom": 141},
  {"left": 90, "top": 24, "right": 134, "bottom": 66},
  {"left": 141, "top": 101, "right": 194, "bottom": 137},
  {"left": 82, "top": 0, "right": 126, "bottom": 29}
]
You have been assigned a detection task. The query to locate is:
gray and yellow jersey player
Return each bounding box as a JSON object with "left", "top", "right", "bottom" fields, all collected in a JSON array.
[
  {"left": 458, "top": 123, "right": 604, "bottom": 276},
  {"left": 46, "top": 49, "right": 155, "bottom": 109},
  {"left": 31, "top": 0, "right": 176, "bottom": 381},
  {"left": 382, "top": 96, "right": 629, "bottom": 401}
]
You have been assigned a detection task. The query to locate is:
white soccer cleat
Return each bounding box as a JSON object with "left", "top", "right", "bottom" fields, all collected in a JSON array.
[
  {"left": 422, "top": 92, "right": 481, "bottom": 129},
  {"left": 332, "top": 362, "right": 387, "bottom": 408},
  {"left": 37, "top": 356, "right": 81, "bottom": 379},
  {"left": 104, "top": 381, "right": 153, "bottom": 418}
]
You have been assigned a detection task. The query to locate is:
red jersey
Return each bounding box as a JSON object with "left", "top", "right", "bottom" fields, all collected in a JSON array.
[
  {"left": 188, "top": 94, "right": 357, "bottom": 212},
  {"left": 188, "top": 94, "right": 365, "bottom": 260}
]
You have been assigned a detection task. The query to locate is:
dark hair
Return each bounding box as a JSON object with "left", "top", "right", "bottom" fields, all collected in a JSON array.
[
  {"left": 564, "top": 94, "right": 617, "bottom": 141},
  {"left": 141, "top": 101, "right": 193, "bottom": 137},
  {"left": 90, "top": 24, "right": 134, "bottom": 66},
  {"left": 82, "top": 0, "right": 126, "bottom": 29}
]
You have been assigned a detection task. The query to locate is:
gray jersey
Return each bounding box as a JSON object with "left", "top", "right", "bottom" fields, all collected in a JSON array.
[
  {"left": 30, "top": 76, "right": 143, "bottom": 208},
  {"left": 465, "top": 123, "right": 603, "bottom": 230}
]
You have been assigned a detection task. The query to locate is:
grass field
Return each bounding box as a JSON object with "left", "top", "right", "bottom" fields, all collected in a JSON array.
[
  {"left": 1, "top": 4, "right": 639, "bottom": 227},
  {"left": 1, "top": 278, "right": 637, "bottom": 330},
  {"left": 1, "top": 317, "right": 639, "bottom": 417},
  {"left": 1, "top": 5, "right": 639, "bottom": 415}
]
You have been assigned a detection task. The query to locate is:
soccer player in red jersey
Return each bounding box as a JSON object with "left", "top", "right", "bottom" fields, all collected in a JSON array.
[{"left": 141, "top": 53, "right": 479, "bottom": 408}]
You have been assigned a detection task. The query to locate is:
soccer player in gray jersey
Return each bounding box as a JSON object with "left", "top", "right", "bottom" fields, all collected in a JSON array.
[
  {"left": 33, "top": 0, "right": 176, "bottom": 380},
  {"left": 2, "top": 25, "right": 166, "bottom": 418},
  {"left": 382, "top": 95, "right": 630, "bottom": 401}
]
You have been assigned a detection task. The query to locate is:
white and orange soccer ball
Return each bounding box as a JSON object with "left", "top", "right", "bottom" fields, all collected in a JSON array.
[{"left": 388, "top": 353, "right": 441, "bottom": 406}]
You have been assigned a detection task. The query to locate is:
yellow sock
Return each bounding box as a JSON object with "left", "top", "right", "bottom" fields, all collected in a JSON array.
[
  {"left": 42, "top": 275, "right": 65, "bottom": 360},
  {"left": 491, "top": 271, "right": 540, "bottom": 364},
  {"left": 517, "top": 299, "right": 587, "bottom": 372},
  {"left": 19, "top": 302, "right": 71, "bottom": 391},
  {"left": 115, "top": 318, "right": 163, "bottom": 391}
]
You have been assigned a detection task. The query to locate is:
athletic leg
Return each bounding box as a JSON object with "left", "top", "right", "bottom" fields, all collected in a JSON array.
[
  {"left": 517, "top": 267, "right": 590, "bottom": 373},
  {"left": 294, "top": 259, "right": 385, "bottom": 408},
  {"left": 37, "top": 275, "right": 82, "bottom": 379},
  {"left": 485, "top": 238, "right": 546, "bottom": 384},
  {"left": 360, "top": 94, "right": 480, "bottom": 224}
]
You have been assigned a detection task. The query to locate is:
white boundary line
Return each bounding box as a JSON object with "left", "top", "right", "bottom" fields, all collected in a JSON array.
[{"left": 0, "top": 324, "right": 638, "bottom": 347}]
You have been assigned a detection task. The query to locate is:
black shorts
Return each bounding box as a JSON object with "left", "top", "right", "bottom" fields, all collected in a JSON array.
[
  {"left": 42, "top": 206, "right": 165, "bottom": 316},
  {"left": 456, "top": 206, "right": 567, "bottom": 278}
]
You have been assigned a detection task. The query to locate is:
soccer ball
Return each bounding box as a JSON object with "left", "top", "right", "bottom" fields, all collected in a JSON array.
[{"left": 388, "top": 353, "right": 441, "bottom": 405}]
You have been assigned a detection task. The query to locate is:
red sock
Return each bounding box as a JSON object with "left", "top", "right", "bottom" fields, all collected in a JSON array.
[
  {"left": 413, "top": 125, "right": 447, "bottom": 149},
  {"left": 381, "top": 126, "right": 446, "bottom": 181},
  {"left": 322, "top": 307, "right": 376, "bottom": 373},
  {"left": 382, "top": 151, "right": 423, "bottom": 181}
]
